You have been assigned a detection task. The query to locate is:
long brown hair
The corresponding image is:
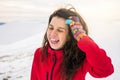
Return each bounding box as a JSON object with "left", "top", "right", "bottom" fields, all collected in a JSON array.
[{"left": 42, "top": 7, "right": 88, "bottom": 80}]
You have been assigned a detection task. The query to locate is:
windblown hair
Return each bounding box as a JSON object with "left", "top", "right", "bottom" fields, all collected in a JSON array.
[{"left": 42, "top": 7, "right": 88, "bottom": 80}]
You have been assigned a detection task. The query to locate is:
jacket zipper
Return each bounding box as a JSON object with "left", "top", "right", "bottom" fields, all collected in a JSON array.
[
  {"left": 46, "top": 72, "right": 48, "bottom": 80},
  {"left": 50, "top": 54, "right": 57, "bottom": 80}
]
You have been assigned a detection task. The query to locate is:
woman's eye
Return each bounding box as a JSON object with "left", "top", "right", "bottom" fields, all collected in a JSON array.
[{"left": 57, "top": 29, "right": 64, "bottom": 32}]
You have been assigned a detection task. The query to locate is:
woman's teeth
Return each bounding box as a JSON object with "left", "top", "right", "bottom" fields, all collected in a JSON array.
[{"left": 50, "top": 39, "right": 59, "bottom": 44}]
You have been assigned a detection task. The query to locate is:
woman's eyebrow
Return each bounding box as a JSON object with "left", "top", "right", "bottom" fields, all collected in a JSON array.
[
  {"left": 49, "top": 24, "right": 66, "bottom": 30},
  {"left": 49, "top": 24, "right": 53, "bottom": 27},
  {"left": 58, "top": 27, "right": 66, "bottom": 30}
]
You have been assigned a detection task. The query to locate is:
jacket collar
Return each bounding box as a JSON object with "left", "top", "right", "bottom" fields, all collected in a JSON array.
[{"left": 48, "top": 46, "right": 63, "bottom": 60}]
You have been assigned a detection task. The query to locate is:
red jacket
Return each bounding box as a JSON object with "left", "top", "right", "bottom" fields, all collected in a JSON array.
[{"left": 31, "top": 36, "right": 114, "bottom": 80}]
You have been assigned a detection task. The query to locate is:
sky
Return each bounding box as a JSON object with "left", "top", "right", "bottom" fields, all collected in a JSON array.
[{"left": 0, "top": 0, "right": 120, "bottom": 22}]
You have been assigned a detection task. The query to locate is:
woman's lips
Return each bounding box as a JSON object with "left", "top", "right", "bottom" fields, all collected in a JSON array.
[{"left": 50, "top": 39, "right": 59, "bottom": 44}]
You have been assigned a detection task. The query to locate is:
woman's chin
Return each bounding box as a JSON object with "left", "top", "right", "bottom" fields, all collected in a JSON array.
[
  {"left": 50, "top": 45, "right": 63, "bottom": 50},
  {"left": 51, "top": 46, "right": 60, "bottom": 50}
]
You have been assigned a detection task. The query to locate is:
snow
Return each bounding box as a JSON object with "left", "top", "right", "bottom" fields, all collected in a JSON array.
[{"left": 0, "top": 20, "right": 47, "bottom": 80}]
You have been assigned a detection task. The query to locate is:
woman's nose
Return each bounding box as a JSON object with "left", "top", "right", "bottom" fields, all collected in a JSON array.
[{"left": 50, "top": 30, "right": 57, "bottom": 37}]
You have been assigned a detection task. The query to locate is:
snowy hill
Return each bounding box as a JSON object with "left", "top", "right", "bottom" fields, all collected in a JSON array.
[
  {"left": 0, "top": 20, "right": 47, "bottom": 45},
  {"left": 0, "top": 20, "right": 47, "bottom": 80},
  {"left": 0, "top": 34, "right": 43, "bottom": 80}
]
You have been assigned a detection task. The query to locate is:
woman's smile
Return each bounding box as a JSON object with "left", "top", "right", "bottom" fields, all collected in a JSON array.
[{"left": 50, "top": 38, "right": 59, "bottom": 45}]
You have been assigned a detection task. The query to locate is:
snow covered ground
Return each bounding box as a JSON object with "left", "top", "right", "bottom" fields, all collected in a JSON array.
[
  {"left": 0, "top": 34, "right": 41, "bottom": 80},
  {"left": 0, "top": 21, "right": 47, "bottom": 80}
]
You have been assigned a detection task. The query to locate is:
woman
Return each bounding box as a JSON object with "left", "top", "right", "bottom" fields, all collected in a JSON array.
[{"left": 31, "top": 7, "right": 114, "bottom": 80}]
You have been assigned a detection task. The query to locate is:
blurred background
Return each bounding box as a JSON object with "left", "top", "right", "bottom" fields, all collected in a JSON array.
[{"left": 0, "top": 0, "right": 120, "bottom": 80}]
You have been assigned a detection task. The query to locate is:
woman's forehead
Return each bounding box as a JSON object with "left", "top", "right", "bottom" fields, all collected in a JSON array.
[{"left": 50, "top": 16, "right": 68, "bottom": 29}]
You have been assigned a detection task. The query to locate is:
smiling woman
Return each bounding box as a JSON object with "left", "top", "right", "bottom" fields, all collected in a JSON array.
[{"left": 31, "top": 6, "right": 114, "bottom": 80}]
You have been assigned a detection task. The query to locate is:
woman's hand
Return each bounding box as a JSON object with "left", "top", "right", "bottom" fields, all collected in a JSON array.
[{"left": 66, "top": 16, "right": 86, "bottom": 41}]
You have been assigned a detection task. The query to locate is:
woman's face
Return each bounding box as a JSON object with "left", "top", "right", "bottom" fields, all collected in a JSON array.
[{"left": 47, "top": 16, "right": 69, "bottom": 50}]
